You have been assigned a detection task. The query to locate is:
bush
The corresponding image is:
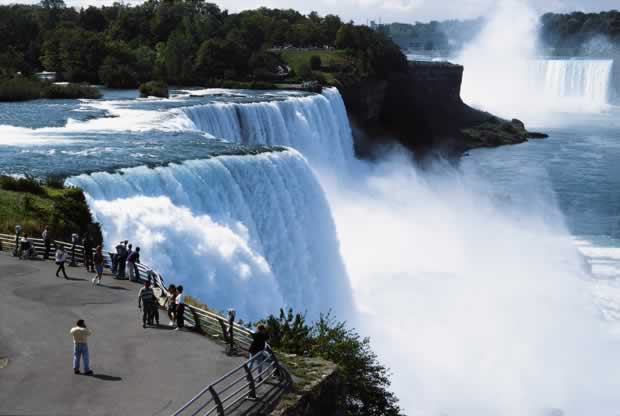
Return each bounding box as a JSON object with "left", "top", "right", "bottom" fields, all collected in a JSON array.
[
  {"left": 297, "top": 62, "right": 313, "bottom": 80},
  {"left": 42, "top": 83, "right": 102, "bottom": 99},
  {"left": 0, "top": 175, "right": 45, "bottom": 195},
  {"left": 139, "top": 80, "right": 169, "bottom": 98},
  {"left": 0, "top": 78, "right": 41, "bottom": 101},
  {"left": 309, "top": 55, "right": 322, "bottom": 70},
  {"left": 264, "top": 309, "right": 402, "bottom": 416},
  {"left": 45, "top": 175, "right": 66, "bottom": 189}
]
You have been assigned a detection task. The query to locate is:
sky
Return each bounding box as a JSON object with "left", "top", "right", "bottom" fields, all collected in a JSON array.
[{"left": 0, "top": 0, "right": 618, "bottom": 23}]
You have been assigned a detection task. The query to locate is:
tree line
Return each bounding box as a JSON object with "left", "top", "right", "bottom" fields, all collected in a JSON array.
[
  {"left": 0, "top": 0, "right": 407, "bottom": 87},
  {"left": 540, "top": 10, "right": 620, "bottom": 55}
]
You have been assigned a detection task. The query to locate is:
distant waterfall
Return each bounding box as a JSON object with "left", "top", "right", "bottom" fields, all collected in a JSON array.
[
  {"left": 530, "top": 59, "right": 613, "bottom": 107},
  {"left": 67, "top": 150, "right": 352, "bottom": 319},
  {"left": 180, "top": 88, "right": 355, "bottom": 170}
]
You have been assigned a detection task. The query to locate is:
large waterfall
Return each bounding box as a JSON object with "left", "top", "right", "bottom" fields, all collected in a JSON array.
[
  {"left": 530, "top": 59, "right": 613, "bottom": 107},
  {"left": 68, "top": 150, "right": 352, "bottom": 319},
  {"left": 179, "top": 87, "right": 355, "bottom": 170}
]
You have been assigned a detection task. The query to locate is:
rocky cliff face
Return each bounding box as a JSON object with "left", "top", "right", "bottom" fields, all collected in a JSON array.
[{"left": 340, "top": 61, "right": 531, "bottom": 157}]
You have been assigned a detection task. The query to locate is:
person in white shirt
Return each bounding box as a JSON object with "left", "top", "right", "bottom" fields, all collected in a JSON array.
[
  {"left": 55, "top": 246, "right": 68, "bottom": 279},
  {"left": 175, "top": 285, "right": 185, "bottom": 330},
  {"left": 70, "top": 319, "right": 93, "bottom": 375}
]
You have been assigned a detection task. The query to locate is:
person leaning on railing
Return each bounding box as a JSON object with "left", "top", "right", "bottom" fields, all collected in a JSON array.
[{"left": 248, "top": 324, "right": 269, "bottom": 382}]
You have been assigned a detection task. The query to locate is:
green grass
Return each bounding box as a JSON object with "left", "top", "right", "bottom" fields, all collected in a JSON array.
[
  {"left": 279, "top": 50, "right": 351, "bottom": 84},
  {"left": 0, "top": 176, "right": 101, "bottom": 243}
]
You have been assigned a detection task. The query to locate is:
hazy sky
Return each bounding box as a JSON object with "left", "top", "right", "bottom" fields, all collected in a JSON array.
[{"left": 1, "top": 0, "right": 618, "bottom": 23}]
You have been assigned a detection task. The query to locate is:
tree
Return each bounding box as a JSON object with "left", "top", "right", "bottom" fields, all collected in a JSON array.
[
  {"left": 264, "top": 309, "right": 402, "bottom": 416},
  {"left": 309, "top": 55, "right": 322, "bottom": 70}
]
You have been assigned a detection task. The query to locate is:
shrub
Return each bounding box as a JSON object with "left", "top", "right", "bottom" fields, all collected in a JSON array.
[
  {"left": 264, "top": 309, "right": 402, "bottom": 416},
  {"left": 0, "top": 175, "right": 45, "bottom": 195},
  {"left": 309, "top": 55, "right": 322, "bottom": 70},
  {"left": 42, "top": 83, "right": 102, "bottom": 99},
  {"left": 45, "top": 175, "right": 66, "bottom": 189},
  {"left": 0, "top": 78, "right": 41, "bottom": 101},
  {"left": 139, "top": 80, "right": 169, "bottom": 98},
  {"left": 297, "top": 62, "right": 313, "bottom": 80}
]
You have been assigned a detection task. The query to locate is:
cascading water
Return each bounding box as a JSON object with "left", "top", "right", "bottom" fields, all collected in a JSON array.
[
  {"left": 178, "top": 87, "right": 355, "bottom": 170},
  {"left": 67, "top": 150, "right": 352, "bottom": 320},
  {"left": 529, "top": 59, "right": 613, "bottom": 107}
]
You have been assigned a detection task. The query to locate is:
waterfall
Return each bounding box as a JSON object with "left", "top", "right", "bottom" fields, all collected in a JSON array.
[
  {"left": 179, "top": 87, "right": 355, "bottom": 170},
  {"left": 67, "top": 150, "right": 352, "bottom": 320},
  {"left": 530, "top": 59, "right": 613, "bottom": 107}
]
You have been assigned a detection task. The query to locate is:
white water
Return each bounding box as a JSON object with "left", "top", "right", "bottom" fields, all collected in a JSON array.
[
  {"left": 458, "top": 0, "right": 614, "bottom": 119},
  {"left": 68, "top": 150, "right": 352, "bottom": 319},
  {"left": 177, "top": 87, "right": 355, "bottom": 170}
]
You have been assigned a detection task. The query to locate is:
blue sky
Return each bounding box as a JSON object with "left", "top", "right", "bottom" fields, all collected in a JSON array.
[{"left": 1, "top": 0, "right": 618, "bottom": 23}]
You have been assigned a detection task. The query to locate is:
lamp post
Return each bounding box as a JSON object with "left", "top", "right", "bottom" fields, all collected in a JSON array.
[
  {"left": 70, "top": 233, "right": 78, "bottom": 267},
  {"left": 13, "top": 225, "right": 21, "bottom": 257}
]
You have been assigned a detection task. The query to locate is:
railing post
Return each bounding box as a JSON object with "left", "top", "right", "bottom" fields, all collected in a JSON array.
[
  {"left": 208, "top": 385, "right": 225, "bottom": 416},
  {"left": 243, "top": 363, "right": 257, "bottom": 399}
]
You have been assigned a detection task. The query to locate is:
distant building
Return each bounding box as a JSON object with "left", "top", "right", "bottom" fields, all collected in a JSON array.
[{"left": 35, "top": 71, "right": 57, "bottom": 82}]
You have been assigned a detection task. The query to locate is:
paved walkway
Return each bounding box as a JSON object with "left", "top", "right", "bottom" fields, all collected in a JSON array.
[{"left": 0, "top": 253, "right": 245, "bottom": 416}]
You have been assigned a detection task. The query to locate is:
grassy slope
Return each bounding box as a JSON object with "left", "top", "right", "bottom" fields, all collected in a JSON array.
[
  {"left": 0, "top": 186, "right": 100, "bottom": 242},
  {"left": 279, "top": 50, "right": 350, "bottom": 84}
]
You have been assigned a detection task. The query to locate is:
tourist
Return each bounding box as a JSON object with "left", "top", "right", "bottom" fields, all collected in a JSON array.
[
  {"left": 83, "top": 232, "right": 94, "bottom": 273},
  {"left": 92, "top": 246, "right": 105, "bottom": 286},
  {"left": 70, "top": 319, "right": 93, "bottom": 375},
  {"left": 175, "top": 285, "right": 186, "bottom": 330},
  {"left": 116, "top": 240, "right": 128, "bottom": 279},
  {"left": 42, "top": 225, "right": 51, "bottom": 260},
  {"left": 164, "top": 284, "right": 177, "bottom": 326},
  {"left": 111, "top": 241, "right": 123, "bottom": 274},
  {"left": 248, "top": 324, "right": 269, "bottom": 382},
  {"left": 19, "top": 233, "right": 35, "bottom": 259},
  {"left": 127, "top": 246, "right": 140, "bottom": 282},
  {"left": 138, "top": 281, "right": 155, "bottom": 328},
  {"left": 55, "top": 245, "right": 68, "bottom": 279}
]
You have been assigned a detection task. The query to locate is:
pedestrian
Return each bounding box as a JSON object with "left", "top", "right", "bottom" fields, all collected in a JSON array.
[
  {"left": 55, "top": 245, "right": 68, "bottom": 279},
  {"left": 70, "top": 319, "right": 93, "bottom": 375},
  {"left": 127, "top": 246, "right": 140, "bottom": 282},
  {"left": 248, "top": 324, "right": 269, "bottom": 382},
  {"left": 175, "top": 285, "right": 186, "bottom": 330},
  {"left": 164, "top": 284, "right": 177, "bottom": 327},
  {"left": 111, "top": 241, "right": 122, "bottom": 274},
  {"left": 116, "top": 241, "right": 128, "bottom": 279},
  {"left": 138, "top": 281, "right": 155, "bottom": 328},
  {"left": 42, "top": 225, "right": 51, "bottom": 260},
  {"left": 83, "top": 232, "right": 94, "bottom": 273},
  {"left": 92, "top": 246, "right": 105, "bottom": 286}
]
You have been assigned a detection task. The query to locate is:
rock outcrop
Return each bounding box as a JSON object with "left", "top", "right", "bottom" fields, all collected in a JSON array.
[{"left": 340, "top": 61, "right": 537, "bottom": 157}]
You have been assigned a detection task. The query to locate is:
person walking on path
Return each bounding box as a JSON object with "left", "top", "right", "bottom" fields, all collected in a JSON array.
[
  {"left": 83, "top": 233, "right": 94, "bottom": 273},
  {"left": 42, "top": 226, "right": 51, "bottom": 260},
  {"left": 138, "top": 281, "right": 156, "bottom": 328},
  {"left": 248, "top": 324, "right": 270, "bottom": 382},
  {"left": 127, "top": 246, "right": 140, "bottom": 282},
  {"left": 70, "top": 319, "right": 93, "bottom": 375},
  {"left": 55, "top": 246, "right": 68, "bottom": 279},
  {"left": 92, "top": 246, "right": 105, "bottom": 286},
  {"left": 175, "top": 286, "right": 186, "bottom": 330},
  {"left": 164, "top": 284, "right": 177, "bottom": 327}
]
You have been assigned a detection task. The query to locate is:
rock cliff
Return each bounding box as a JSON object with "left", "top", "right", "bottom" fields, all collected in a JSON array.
[{"left": 340, "top": 61, "right": 532, "bottom": 157}]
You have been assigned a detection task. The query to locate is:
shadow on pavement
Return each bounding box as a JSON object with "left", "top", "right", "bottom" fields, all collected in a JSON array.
[
  {"left": 100, "top": 285, "right": 129, "bottom": 291},
  {"left": 65, "top": 277, "right": 88, "bottom": 281},
  {"left": 91, "top": 374, "right": 123, "bottom": 382}
]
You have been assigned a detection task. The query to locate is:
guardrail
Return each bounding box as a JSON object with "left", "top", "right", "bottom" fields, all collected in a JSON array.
[{"left": 172, "top": 348, "right": 284, "bottom": 416}]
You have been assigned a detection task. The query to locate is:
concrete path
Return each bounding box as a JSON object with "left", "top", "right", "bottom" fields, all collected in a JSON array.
[{"left": 0, "top": 253, "right": 245, "bottom": 416}]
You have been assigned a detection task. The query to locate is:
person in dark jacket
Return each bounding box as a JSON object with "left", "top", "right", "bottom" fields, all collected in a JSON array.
[
  {"left": 127, "top": 247, "right": 140, "bottom": 282},
  {"left": 83, "top": 233, "right": 94, "bottom": 273},
  {"left": 138, "top": 281, "right": 156, "bottom": 328},
  {"left": 248, "top": 324, "right": 269, "bottom": 382}
]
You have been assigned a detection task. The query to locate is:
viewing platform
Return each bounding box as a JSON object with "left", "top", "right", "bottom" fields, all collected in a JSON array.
[{"left": 0, "top": 251, "right": 288, "bottom": 416}]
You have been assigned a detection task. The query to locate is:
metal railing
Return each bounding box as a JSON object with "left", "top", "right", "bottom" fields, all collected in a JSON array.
[{"left": 172, "top": 348, "right": 283, "bottom": 416}]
